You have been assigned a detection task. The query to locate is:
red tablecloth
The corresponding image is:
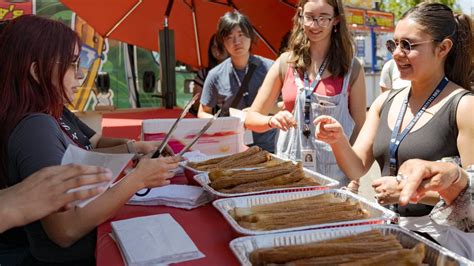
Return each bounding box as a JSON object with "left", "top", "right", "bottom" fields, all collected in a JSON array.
[
  {"left": 95, "top": 176, "right": 240, "bottom": 266},
  {"left": 97, "top": 109, "right": 240, "bottom": 265},
  {"left": 101, "top": 108, "right": 194, "bottom": 139}
]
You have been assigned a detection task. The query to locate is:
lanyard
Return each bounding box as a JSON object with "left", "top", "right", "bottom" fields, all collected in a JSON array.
[
  {"left": 58, "top": 118, "right": 92, "bottom": 150},
  {"left": 388, "top": 77, "right": 449, "bottom": 175},
  {"left": 231, "top": 64, "right": 249, "bottom": 88},
  {"left": 302, "top": 57, "right": 329, "bottom": 138}
]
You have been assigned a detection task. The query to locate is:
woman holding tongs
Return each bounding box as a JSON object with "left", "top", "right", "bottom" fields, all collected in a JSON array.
[{"left": 245, "top": 0, "right": 367, "bottom": 187}]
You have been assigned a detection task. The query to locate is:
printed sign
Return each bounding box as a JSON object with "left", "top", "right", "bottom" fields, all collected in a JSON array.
[{"left": 0, "top": 0, "right": 32, "bottom": 21}]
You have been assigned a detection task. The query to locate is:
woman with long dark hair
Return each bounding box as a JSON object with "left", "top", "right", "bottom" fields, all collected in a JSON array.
[{"left": 0, "top": 15, "right": 180, "bottom": 265}]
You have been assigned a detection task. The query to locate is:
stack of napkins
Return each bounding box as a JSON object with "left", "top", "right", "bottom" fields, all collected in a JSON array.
[
  {"left": 128, "top": 185, "right": 214, "bottom": 209},
  {"left": 111, "top": 214, "right": 204, "bottom": 265}
]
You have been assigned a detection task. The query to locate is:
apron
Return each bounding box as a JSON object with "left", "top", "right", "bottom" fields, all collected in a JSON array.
[{"left": 276, "top": 59, "right": 356, "bottom": 186}]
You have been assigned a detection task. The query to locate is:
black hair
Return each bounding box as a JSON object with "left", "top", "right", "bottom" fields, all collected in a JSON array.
[
  {"left": 216, "top": 11, "right": 256, "bottom": 52},
  {"left": 402, "top": 3, "right": 473, "bottom": 90}
]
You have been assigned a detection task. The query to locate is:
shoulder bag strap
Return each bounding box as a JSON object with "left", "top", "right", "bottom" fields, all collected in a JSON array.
[{"left": 230, "top": 60, "right": 261, "bottom": 108}]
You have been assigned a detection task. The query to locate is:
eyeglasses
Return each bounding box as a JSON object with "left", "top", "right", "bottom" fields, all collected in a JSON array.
[
  {"left": 386, "top": 39, "right": 436, "bottom": 55},
  {"left": 301, "top": 15, "right": 333, "bottom": 27},
  {"left": 57, "top": 58, "right": 86, "bottom": 86}
]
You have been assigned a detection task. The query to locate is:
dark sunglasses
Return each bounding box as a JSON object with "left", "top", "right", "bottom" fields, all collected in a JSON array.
[{"left": 386, "top": 39, "right": 436, "bottom": 54}]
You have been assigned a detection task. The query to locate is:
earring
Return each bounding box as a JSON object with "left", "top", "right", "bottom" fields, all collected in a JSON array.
[{"left": 333, "top": 26, "right": 338, "bottom": 33}]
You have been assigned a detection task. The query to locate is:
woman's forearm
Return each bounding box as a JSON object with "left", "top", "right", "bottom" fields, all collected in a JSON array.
[
  {"left": 95, "top": 136, "right": 128, "bottom": 148},
  {"left": 0, "top": 192, "right": 17, "bottom": 233},
  {"left": 245, "top": 111, "right": 273, "bottom": 133},
  {"left": 331, "top": 138, "right": 370, "bottom": 180},
  {"left": 40, "top": 172, "right": 143, "bottom": 247}
]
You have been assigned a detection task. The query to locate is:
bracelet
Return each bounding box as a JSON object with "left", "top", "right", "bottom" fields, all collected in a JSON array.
[
  {"left": 451, "top": 163, "right": 463, "bottom": 185},
  {"left": 267, "top": 116, "right": 274, "bottom": 128},
  {"left": 395, "top": 172, "right": 407, "bottom": 185},
  {"left": 126, "top": 140, "right": 136, "bottom": 154}
]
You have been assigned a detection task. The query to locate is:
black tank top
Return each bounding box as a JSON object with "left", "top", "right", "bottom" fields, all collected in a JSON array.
[{"left": 373, "top": 88, "right": 470, "bottom": 216}]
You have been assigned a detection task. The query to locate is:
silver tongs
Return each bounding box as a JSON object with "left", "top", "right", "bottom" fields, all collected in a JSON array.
[
  {"left": 178, "top": 109, "right": 221, "bottom": 156},
  {"left": 151, "top": 93, "right": 200, "bottom": 158},
  {"left": 136, "top": 108, "right": 221, "bottom": 197}
]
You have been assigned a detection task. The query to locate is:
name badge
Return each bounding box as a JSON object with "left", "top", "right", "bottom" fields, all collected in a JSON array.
[{"left": 301, "top": 149, "right": 316, "bottom": 171}]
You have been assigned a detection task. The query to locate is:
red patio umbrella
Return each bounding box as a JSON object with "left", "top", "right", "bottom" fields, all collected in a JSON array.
[{"left": 60, "top": 0, "right": 295, "bottom": 68}]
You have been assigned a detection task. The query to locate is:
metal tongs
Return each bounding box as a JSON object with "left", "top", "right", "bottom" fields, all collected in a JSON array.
[
  {"left": 177, "top": 109, "right": 221, "bottom": 156},
  {"left": 151, "top": 93, "right": 200, "bottom": 158},
  {"left": 135, "top": 98, "right": 221, "bottom": 197}
]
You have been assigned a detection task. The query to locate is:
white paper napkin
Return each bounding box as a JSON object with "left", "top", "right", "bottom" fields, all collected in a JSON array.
[
  {"left": 129, "top": 185, "right": 214, "bottom": 209},
  {"left": 111, "top": 213, "right": 205, "bottom": 266},
  {"left": 61, "top": 145, "right": 134, "bottom": 207}
]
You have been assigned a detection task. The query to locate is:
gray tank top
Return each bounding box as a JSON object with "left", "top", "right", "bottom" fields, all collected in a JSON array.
[
  {"left": 373, "top": 88, "right": 470, "bottom": 216},
  {"left": 374, "top": 88, "right": 469, "bottom": 173}
]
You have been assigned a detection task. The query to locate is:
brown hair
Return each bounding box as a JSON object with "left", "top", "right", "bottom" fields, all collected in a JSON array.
[
  {"left": 402, "top": 3, "right": 473, "bottom": 90},
  {"left": 0, "top": 15, "right": 80, "bottom": 187},
  {"left": 287, "top": 0, "right": 354, "bottom": 77}
]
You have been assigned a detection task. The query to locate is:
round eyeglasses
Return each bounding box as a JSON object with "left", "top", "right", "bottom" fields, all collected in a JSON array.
[
  {"left": 386, "top": 39, "right": 436, "bottom": 55},
  {"left": 302, "top": 15, "right": 333, "bottom": 28}
]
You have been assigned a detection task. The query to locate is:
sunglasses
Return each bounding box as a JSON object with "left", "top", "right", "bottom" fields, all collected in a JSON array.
[{"left": 386, "top": 39, "right": 436, "bottom": 54}]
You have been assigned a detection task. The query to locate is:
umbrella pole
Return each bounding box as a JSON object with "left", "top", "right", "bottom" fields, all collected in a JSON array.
[
  {"left": 159, "top": 0, "right": 176, "bottom": 109},
  {"left": 123, "top": 43, "right": 141, "bottom": 108}
]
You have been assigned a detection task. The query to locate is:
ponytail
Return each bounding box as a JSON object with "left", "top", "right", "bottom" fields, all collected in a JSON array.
[{"left": 446, "top": 14, "right": 473, "bottom": 90}]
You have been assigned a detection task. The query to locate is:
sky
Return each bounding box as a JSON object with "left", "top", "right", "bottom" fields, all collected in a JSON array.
[{"left": 458, "top": 0, "right": 473, "bottom": 16}]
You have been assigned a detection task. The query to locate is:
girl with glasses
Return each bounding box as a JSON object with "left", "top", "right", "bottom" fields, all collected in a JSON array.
[
  {"left": 0, "top": 15, "right": 181, "bottom": 265},
  {"left": 245, "top": 0, "right": 367, "bottom": 187},
  {"left": 314, "top": 1, "right": 473, "bottom": 246}
]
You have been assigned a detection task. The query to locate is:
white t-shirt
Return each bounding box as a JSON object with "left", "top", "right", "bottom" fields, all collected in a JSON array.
[{"left": 379, "top": 59, "right": 410, "bottom": 90}]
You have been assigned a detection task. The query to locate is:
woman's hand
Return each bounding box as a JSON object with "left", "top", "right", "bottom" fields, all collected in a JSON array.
[
  {"left": 398, "top": 159, "right": 465, "bottom": 206},
  {"left": 132, "top": 155, "right": 181, "bottom": 189},
  {"left": 0, "top": 164, "right": 112, "bottom": 231},
  {"left": 268, "top": 110, "right": 297, "bottom": 131},
  {"left": 313, "top": 115, "right": 345, "bottom": 144},
  {"left": 372, "top": 176, "right": 402, "bottom": 205}
]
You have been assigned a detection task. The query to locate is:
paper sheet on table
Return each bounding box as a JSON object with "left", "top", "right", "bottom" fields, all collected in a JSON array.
[
  {"left": 111, "top": 213, "right": 204, "bottom": 266},
  {"left": 229, "top": 107, "right": 253, "bottom": 145},
  {"left": 128, "top": 184, "right": 214, "bottom": 209},
  {"left": 61, "top": 145, "right": 134, "bottom": 208}
]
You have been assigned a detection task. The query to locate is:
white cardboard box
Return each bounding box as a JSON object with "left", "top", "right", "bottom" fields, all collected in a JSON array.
[{"left": 141, "top": 117, "right": 246, "bottom": 155}]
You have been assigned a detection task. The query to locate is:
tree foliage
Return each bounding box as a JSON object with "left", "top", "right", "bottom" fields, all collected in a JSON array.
[{"left": 380, "top": 0, "right": 461, "bottom": 21}]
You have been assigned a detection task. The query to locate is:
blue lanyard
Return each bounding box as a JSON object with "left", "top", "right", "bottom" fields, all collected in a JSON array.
[
  {"left": 388, "top": 77, "right": 449, "bottom": 175},
  {"left": 302, "top": 57, "right": 328, "bottom": 138}
]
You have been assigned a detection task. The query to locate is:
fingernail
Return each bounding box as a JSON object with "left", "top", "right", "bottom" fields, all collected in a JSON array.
[{"left": 400, "top": 195, "right": 407, "bottom": 203}]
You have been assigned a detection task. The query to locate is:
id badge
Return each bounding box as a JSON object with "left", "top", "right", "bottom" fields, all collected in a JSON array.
[{"left": 301, "top": 149, "right": 316, "bottom": 171}]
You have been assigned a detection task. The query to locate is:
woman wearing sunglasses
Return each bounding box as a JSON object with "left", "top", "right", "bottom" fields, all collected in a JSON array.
[
  {"left": 0, "top": 15, "right": 181, "bottom": 265},
  {"left": 245, "top": 0, "right": 367, "bottom": 187},
  {"left": 314, "top": 3, "right": 473, "bottom": 217}
]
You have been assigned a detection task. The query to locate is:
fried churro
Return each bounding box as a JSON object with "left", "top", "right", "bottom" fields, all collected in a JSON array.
[{"left": 249, "top": 231, "right": 425, "bottom": 266}]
